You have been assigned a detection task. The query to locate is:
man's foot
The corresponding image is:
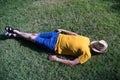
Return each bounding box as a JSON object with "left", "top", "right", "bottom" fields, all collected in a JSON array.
[
  {"left": 4, "top": 32, "right": 17, "bottom": 38},
  {"left": 5, "top": 26, "right": 20, "bottom": 33}
]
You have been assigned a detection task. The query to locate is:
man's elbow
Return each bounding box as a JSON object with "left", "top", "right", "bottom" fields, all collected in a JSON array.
[{"left": 68, "top": 61, "right": 78, "bottom": 66}]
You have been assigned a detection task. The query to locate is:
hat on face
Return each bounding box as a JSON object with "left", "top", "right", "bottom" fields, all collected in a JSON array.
[{"left": 90, "top": 40, "right": 108, "bottom": 53}]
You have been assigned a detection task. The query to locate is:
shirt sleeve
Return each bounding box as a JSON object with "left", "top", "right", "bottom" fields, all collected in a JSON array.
[{"left": 78, "top": 51, "right": 91, "bottom": 64}]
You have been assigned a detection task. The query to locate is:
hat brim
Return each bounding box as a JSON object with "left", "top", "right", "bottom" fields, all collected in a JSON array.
[
  {"left": 90, "top": 41, "right": 105, "bottom": 53},
  {"left": 90, "top": 41, "right": 98, "bottom": 45}
]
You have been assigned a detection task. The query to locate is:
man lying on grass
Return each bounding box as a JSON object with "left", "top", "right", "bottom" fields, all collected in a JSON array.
[{"left": 4, "top": 26, "right": 108, "bottom": 66}]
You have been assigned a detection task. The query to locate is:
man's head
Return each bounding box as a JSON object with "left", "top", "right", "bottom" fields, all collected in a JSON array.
[{"left": 90, "top": 40, "right": 108, "bottom": 54}]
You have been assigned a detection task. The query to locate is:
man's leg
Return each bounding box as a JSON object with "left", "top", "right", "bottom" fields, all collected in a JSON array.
[{"left": 13, "top": 30, "right": 38, "bottom": 42}]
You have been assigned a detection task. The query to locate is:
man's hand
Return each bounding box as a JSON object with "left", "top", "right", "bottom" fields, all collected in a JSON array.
[{"left": 55, "top": 29, "right": 62, "bottom": 33}]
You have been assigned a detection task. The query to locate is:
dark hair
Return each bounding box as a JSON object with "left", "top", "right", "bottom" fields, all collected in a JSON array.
[{"left": 90, "top": 46, "right": 102, "bottom": 56}]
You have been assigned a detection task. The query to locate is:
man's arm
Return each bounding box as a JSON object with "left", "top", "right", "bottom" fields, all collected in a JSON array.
[
  {"left": 48, "top": 55, "right": 80, "bottom": 66},
  {"left": 56, "top": 29, "right": 78, "bottom": 36}
]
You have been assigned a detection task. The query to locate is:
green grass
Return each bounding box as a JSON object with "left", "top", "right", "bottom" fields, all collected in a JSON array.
[{"left": 0, "top": 0, "right": 120, "bottom": 80}]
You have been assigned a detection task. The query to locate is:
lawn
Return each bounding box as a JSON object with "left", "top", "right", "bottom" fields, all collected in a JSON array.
[{"left": 0, "top": 0, "right": 120, "bottom": 80}]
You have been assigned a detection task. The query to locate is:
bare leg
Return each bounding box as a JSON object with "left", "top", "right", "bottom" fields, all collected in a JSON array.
[{"left": 13, "top": 30, "right": 38, "bottom": 42}]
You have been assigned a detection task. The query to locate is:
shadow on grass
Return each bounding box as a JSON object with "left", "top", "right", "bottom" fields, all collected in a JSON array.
[
  {"left": 111, "top": 4, "right": 120, "bottom": 13},
  {"left": 0, "top": 34, "right": 8, "bottom": 41},
  {"left": 104, "top": 0, "right": 120, "bottom": 13},
  {"left": 104, "top": 0, "right": 120, "bottom": 3}
]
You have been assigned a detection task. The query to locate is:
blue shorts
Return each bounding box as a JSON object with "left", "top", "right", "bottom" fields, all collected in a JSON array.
[{"left": 34, "top": 32, "right": 59, "bottom": 52}]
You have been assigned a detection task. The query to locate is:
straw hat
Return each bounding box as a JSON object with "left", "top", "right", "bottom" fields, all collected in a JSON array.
[{"left": 90, "top": 40, "right": 108, "bottom": 53}]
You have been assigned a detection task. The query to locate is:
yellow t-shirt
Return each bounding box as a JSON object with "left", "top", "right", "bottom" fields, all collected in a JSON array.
[{"left": 54, "top": 34, "right": 91, "bottom": 64}]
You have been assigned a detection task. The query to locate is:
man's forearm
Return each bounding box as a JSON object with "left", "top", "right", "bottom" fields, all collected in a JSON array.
[
  {"left": 59, "top": 29, "right": 78, "bottom": 36},
  {"left": 48, "top": 55, "right": 79, "bottom": 66},
  {"left": 56, "top": 58, "right": 73, "bottom": 66},
  {"left": 56, "top": 58, "right": 79, "bottom": 66}
]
